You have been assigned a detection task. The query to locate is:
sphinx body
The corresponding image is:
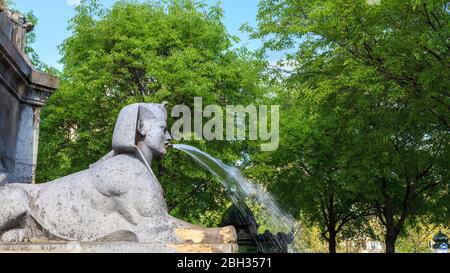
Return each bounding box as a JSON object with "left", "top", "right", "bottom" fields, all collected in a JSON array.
[
  {"left": 0, "top": 153, "right": 191, "bottom": 243},
  {"left": 0, "top": 103, "right": 236, "bottom": 245}
]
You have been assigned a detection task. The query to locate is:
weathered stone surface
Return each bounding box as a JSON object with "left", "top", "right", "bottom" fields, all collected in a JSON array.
[
  {"left": 0, "top": 6, "right": 59, "bottom": 184},
  {"left": 0, "top": 103, "right": 237, "bottom": 252}
]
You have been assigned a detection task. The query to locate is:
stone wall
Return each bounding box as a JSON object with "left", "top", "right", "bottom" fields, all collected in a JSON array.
[{"left": 0, "top": 4, "right": 59, "bottom": 184}]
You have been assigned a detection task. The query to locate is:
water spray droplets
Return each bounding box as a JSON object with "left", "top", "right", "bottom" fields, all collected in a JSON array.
[{"left": 174, "top": 144, "right": 296, "bottom": 251}]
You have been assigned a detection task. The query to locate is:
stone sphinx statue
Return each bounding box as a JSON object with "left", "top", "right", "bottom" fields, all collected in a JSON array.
[{"left": 0, "top": 103, "right": 236, "bottom": 250}]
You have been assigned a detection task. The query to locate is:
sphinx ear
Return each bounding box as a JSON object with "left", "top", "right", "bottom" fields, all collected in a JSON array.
[
  {"left": 137, "top": 105, "right": 157, "bottom": 136},
  {"left": 137, "top": 119, "right": 147, "bottom": 137}
]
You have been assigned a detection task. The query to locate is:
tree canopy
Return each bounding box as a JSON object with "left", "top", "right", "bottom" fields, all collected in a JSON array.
[
  {"left": 30, "top": 0, "right": 450, "bottom": 253},
  {"left": 37, "top": 0, "right": 266, "bottom": 226},
  {"left": 246, "top": 0, "right": 450, "bottom": 253}
]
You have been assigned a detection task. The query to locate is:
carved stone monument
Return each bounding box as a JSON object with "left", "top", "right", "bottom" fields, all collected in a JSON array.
[
  {"left": 0, "top": 3, "right": 237, "bottom": 253},
  {"left": 0, "top": 3, "right": 59, "bottom": 185},
  {"left": 0, "top": 103, "right": 237, "bottom": 253}
]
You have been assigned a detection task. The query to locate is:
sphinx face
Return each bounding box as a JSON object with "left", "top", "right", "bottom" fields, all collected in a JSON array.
[
  {"left": 114, "top": 103, "right": 172, "bottom": 160},
  {"left": 141, "top": 119, "right": 172, "bottom": 160}
]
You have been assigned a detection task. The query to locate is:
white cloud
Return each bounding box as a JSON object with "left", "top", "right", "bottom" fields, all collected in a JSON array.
[{"left": 67, "top": 0, "right": 81, "bottom": 6}]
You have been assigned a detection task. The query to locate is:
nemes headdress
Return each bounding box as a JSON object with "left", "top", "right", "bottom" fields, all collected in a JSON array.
[
  {"left": 112, "top": 102, "right": 168, "bottom": 153},
  {"left": 110, "top": 102, "right": 168, "bottom": 182}
]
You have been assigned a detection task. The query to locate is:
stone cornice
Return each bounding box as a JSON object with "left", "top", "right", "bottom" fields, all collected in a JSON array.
[{"left": 0, "top": 9, "right": 59, "bottom": 107}]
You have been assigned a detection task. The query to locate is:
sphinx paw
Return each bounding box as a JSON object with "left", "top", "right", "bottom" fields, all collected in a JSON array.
[{"left": 1, "top": 229, "right": 27, "bottom": 243}]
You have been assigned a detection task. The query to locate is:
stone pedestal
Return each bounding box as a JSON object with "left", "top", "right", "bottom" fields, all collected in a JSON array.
[
  {"left": 0, "top": 6, "right": 59, "bottom": 184},
  {"left": 0, "top": 242, "right": 238, "bottom": 253}
]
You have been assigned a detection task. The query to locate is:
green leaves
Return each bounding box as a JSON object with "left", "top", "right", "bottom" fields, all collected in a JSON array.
[
  {"left": 249, "top": 0, "right": 450, "bottom": 252},
  {"left": 37, "top": 0, "right": 265, "bottom": 226},
  {"left": 32, "top": 0, "right": 449, "bottom": 251}
]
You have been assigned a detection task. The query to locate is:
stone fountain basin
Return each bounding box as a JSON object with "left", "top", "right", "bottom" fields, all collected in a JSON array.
[{"left": 0, "top": 226, "right": 239, "bottom": 253}]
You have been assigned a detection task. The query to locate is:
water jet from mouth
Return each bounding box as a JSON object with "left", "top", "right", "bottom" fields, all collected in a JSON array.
[{"left": 173, "top": 144, "right": 297, "bottom": 252}]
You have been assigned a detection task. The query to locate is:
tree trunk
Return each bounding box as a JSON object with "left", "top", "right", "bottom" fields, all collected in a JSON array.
[
  {"left": 326, "top": 194, "right": 338, "bottom": 253},
  {"left": 385, "top": 227, "right": 400, "bottom": 253},
  {"left": 328, "top": 232, "right": 337, "bottom": 253}
]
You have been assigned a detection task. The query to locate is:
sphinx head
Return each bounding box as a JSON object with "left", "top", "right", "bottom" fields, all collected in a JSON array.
[{"left": 112, "top": 102, "right": 172, "bottom": 161}]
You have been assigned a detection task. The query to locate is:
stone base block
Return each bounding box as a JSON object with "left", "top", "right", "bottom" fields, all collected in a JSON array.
[{"left": 0, "top": 242, "right": 238, "bottom": 253}]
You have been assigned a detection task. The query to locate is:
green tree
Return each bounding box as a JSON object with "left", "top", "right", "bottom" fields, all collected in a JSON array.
[
  {"left": 247, "top": 65, "right": 375, "bottom": 253},
  {"left": 396, "top": 216, "right": 449, "bottom": 253},
  {"left": 249, "top": 0, "right": 450, "bottom": 253},
  {"left": 37, "top": 0, "right": 265, "bottom": 226}
]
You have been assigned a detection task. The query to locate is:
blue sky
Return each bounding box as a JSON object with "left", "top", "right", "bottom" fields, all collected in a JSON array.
[{"left": 10, "top": 0, "right": 283, "bottom": 71}]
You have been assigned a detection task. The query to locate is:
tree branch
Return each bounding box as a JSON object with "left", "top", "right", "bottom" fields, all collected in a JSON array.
[
  {"left": 417, "top": 181, "right": 442, "bottom": 196},
  {"left": 374, "top": 201, "right": 386, "bottom": 226},
  {"left": 422, "top": 3, "right": 436, "bottom": 31}
]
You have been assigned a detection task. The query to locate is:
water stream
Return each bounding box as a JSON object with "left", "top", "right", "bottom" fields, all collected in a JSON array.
[{"left": 173, "top": 144, "right": 296, "bottom": 252}]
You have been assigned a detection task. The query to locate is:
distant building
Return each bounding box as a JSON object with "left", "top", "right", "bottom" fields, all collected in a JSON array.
[
  {"left": 363, "top": 241, "right": 384, "bottom": 253},
  {"left": 431, "top": 231, "right": 449, "bottom": 253}
]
